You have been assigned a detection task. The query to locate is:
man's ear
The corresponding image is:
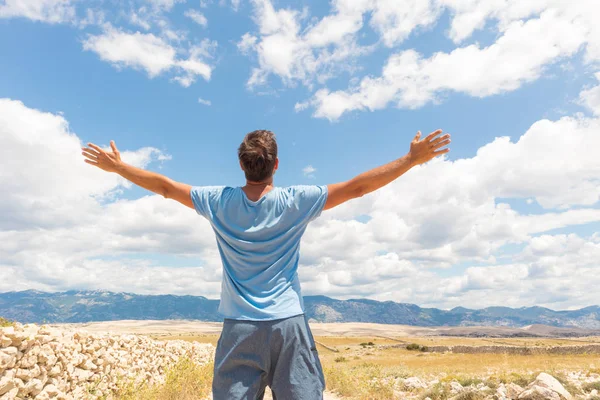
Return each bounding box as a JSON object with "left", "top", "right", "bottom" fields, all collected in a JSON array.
[
  {"left": 273, "top": 158, "right": 279, "bottom": 174},
  {"left": 239, "top": 160, "right": 244, "bottom": 171}
]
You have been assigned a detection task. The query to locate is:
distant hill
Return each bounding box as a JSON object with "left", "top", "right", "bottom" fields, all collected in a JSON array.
[{"left": 1, "top": 290, "right": 599, "bottom": 330}]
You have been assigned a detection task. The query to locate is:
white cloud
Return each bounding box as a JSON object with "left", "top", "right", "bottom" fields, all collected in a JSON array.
[
  {"left": 198, "top": 97, "right": 212, "bottom": 106},
  {"left": 237, "top": 33, "right": 257, "bottom": 55},
  {"left": 146, "top": 0, "right": 184, "bottom": 11},
  {"left": 82, "top": 26, "right": 213, "bottom": 86},
  {"left": 298, "top": 88, "right": 600, "bottom": 308},
  {"left": 2, "top": 94, "right": 600, "bottom": 309},
  {"left": 304, "top": 6, "right": 592, "bottom": 120},
  {"left": 184, "top": 9, "right": 207, "bottom": 26},
  {"left": 368, "top": 0, "right": 440, "bottom": 47},
  {"left": 580, "top": 73, "right": 600, "bottom": 116},
  {"left": 241, "top": 0, "right": 375, "bottom": 88},
  {"left": 239, "top": 1, "right": 600, "bottom": 120},
  {"left": 0, "top": 98, "right": 220, "bottom": 296},
  {"left": 0, "top": 0, "right": 75, "bottom": 23},
  {"left": 302, "top": 165, "right": 316, "bottom": 178}
]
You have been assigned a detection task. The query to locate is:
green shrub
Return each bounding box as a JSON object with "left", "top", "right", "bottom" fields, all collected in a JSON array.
[
  {"left": 420, "top": 382, "right": 449, "bottom": 400},
  {"left": 334, "top": 356, "right": 347, "bottom": 363},
  {"left": 453, "top": 391, "right": 484, "bottom": 400},
  {"left": 406, "top": 343, "right": 429, "bottom": 352},
  {"left": 0, "top": 317, "right": 14, "bottom": 327},
  {"left": 583, "top": 381, "right": 600, "bottom": 393}
]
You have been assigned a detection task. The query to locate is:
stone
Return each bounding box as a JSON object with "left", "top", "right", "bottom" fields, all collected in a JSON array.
[
  {"left": 0, "top": 337, "right": 11, "bottom": 349},
  {"left": 450, "top": 381, "right": 464, "bottom": 393},
  {"left": 518, "top": 385, "right": 561, "bottom": 400},
  {"left": 0, "top": 387, "right": 18, "bottom": 400},
  {"left": 404, "top": 376, "right": 427, "bottom": 390},
  {"left": 507, "top": 383, "right": 525, "bottom": 399},
  {"left": 0, "top": 376, "right": 16, "bottom": 396},
  {"left": 24, "top": 378, "right": 44, "bottom": 396},
  {"left": 529, "top": 373, "right": 572, "bottom": 400},
  {"left": 0, "top": 348, "right": 18, "bottom": 370}
]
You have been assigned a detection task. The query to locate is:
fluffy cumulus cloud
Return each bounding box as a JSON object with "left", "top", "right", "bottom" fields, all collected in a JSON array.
[
  {"left": 300, "top": 1, "right": 600, "bottom": 120},
  {"left": 298, "top": 89, "right": 600, "bottom": 309},
  {"left": 580, "top": 72, "right": 600, "bottom": 116},
  {"left": 237, "top": 0, "right": 599, "bottom": 120},
  {"left": 2, "top": 94, "right": 599, "bottom": 309},
  {"left": 0, "top": 98, "right": 219, "bottom": 295},
  {"left": 83, "top": 26, "right": 213, "bottom": 87},
  {"left": 3, "top": 0, "right": 600, "bottom": 310},
  {"left": 0, "top": 0, "right": 216, "bottom": 88},
  {"left": 0, "top": 0, "right": 75, "bottom": 23}
]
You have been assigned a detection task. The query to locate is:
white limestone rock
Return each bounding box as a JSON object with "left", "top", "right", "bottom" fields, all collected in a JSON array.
[
  {"left": 404, "top": 377, "right": 427, "bottom": 390},
  {"left": 528, "top": 373, "right": 573, "bottom": 400},
  {"left": 518, "top": 385, "right": 561, "bottom": 400}
]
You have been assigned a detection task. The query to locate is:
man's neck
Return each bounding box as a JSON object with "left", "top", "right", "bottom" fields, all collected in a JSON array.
[{"left": 242, "top": 178, "right": 274, "bottom": 201}]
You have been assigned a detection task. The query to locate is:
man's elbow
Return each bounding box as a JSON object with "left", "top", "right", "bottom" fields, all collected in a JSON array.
[
  {"left": 351, "top": 183, "right": 368, "bottom": 199},
  {"left": 160, "top": 181, "right": 171, "bottom": 199}
]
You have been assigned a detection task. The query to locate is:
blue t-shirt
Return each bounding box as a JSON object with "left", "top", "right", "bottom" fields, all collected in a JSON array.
[{"left": 190, "top": 185, "right": 329, "bottom": 321}]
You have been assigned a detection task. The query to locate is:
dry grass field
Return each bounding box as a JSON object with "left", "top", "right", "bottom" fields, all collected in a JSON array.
[
  {"left": 54, "top": 321, "right": 600, "bottom": 399},
  {"left": 147, "top": 334, "right": 600, "bottom": 399}
]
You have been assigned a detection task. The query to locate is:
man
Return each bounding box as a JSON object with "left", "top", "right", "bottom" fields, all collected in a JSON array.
[{"left": 82, "top": 129, "right": 450, "bottom": 399}]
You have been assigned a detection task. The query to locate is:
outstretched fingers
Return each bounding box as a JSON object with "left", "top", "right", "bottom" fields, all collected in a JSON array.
[
  {"left": 81, "top": 148, "right": 98, "bottom": 159},
  {"left": 87, "top": 143, "right": 105, "bottom": 154},
  {"left": 432, "top": 138, "right": 451, "bottom": 150},
  {"left": 430, "top": 133, "right": 450, "bottom": 146},
  {"left": 425, "top": 129, "right": 443, "bottom": 142}
]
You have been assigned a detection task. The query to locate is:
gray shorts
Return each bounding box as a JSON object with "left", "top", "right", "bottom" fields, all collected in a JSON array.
[{"left": 212, "top": 313, "right": 326, "bottom": 400}]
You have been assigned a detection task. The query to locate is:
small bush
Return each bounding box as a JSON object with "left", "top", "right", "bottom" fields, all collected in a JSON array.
[
  {"left": 406, "top": 343, "right": 429, "bottom": 352},
  {"left": 334, "top": 356, "right": 347, "bottom": 363},
  {"left": 583, "top": 381, "right": 600, "bottom": 392},
  {"left": 0, "top": 317, "right": 14, "bottom": 327},
  {"left": 324, "top": 363, "right": 397, "bottom": 400},
  {"left": 114, "top": 356, "right": 213, "bottom": 400},
  {"left": 453, "top": 391, "right": 484, "bottom": 400},
  {"left": 420, "top": 382, "right": 449, "bottom": 400},
  {"left": 457, "top": 377, "right": 483, "bottom": 387}
]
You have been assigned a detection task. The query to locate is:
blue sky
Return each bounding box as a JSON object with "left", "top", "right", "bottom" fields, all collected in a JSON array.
[{"left": 1, "top": 0, "right": 599, "bottom": 310}]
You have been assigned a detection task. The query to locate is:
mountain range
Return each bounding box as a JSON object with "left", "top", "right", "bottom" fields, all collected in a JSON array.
[{"left": 1, "top": 290, "right": 599, "bottom": 330}]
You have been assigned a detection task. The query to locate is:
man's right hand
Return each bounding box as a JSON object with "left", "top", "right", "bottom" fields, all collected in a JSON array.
[{"left": 408, "top": 129, "right": 451, "bottom": 167}]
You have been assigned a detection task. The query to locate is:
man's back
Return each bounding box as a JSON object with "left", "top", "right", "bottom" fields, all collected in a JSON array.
[{"left": 191, "top": 185, "right": 328, "bottom": 320}]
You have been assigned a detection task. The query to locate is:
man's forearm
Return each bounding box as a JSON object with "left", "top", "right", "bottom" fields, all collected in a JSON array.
[
  {"left": 349, "top": 153, "right": 415, "bottom": 197},
  {"left": 114, "top": 162, "right": 170, "bottom": 197}
]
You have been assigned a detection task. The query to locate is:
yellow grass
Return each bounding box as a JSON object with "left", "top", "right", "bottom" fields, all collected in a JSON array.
[
  {"left": 119, "top": 334, "right": 600, "bottom": 400},
  {"left": 112, "top": 356, "right": 213, "bottom": 400}
]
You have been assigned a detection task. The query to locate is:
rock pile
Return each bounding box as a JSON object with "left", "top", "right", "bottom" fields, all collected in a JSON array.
[
  {"left": 0, "top": 323, "right": 214, "bottom": 400},
  {"left": 381, "top": 371, "right": 600, "bottom": 399}
]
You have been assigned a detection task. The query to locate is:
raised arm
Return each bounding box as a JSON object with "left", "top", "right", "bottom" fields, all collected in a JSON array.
[
  {"left": 82, "top": 141, "right": 194, "bottom": 209},
  {"left": 324, "top": 130, "right": 450, "bottom": 211}
]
